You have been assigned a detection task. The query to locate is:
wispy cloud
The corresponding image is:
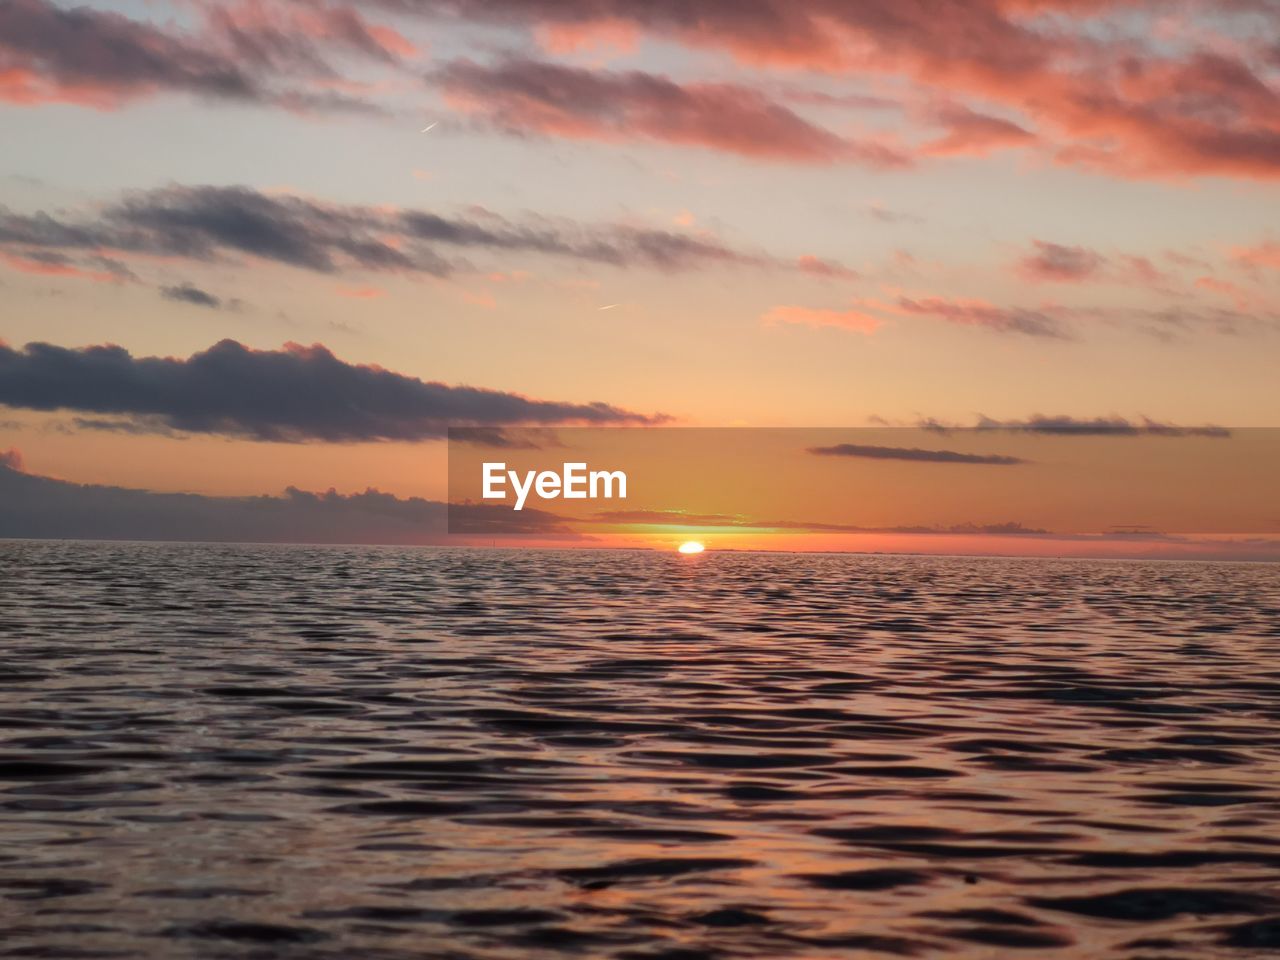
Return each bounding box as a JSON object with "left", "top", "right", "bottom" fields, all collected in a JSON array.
[
  {"left": 405, "top": 0, "right": 1280, "bottom": 182},
  {"left": 920, "top": 415, "right": 1231, "bottom": 437},
  {"left": 1232, "top": 240, "right": 1280, "bottom": 273},
  {"left": 0, "top": 0, "right": 400, "bottom": 113},
  {"left": 590, "top": 508, "right": 1049, "bottom": 535},
  {"left": 894, "top": 296, "right": 1071, "bottom": 338},
  {"left": 436, "top": 57, "right": 911, "bottom": 167},
  {"left": 1016, "top": 241, "right": 1106, "bottom": 283},
  {"left": 920, "top": 103, "right": 1035, "bottom": 157},
  {"left": 765, "top": 294, "right": 1073, "bottom": 338},
  {"left": 0, "top": 184, "right": 853, "bottom": 282},
  {"left": 763, "top": 305, "right": 881, "bottom": 334},
  {"left": 808, "top": 443, "right": 1027, "bottom": 465}
]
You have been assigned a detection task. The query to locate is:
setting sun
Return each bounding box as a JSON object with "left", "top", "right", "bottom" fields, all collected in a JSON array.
[{"left": 677, "top": 541, "right": 706, "bottom": 554}]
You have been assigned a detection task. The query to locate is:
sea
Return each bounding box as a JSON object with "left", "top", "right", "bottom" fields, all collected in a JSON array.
[{"left": 2, "top": 541, "right": 1279, "bottom": 958}]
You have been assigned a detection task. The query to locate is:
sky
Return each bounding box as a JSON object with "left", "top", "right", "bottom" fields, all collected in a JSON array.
[{"left": 1, "top": 0, "right": 1278, "bottom": 553}]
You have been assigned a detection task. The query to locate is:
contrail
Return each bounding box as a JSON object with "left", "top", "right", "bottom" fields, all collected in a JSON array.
[{"left": 420, "top": 121, "right": 438, "bottom": 133}]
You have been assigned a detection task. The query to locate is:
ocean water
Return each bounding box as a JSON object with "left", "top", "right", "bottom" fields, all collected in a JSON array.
[{"left": 2, "top": 542, "right": 1280, "bottom": 959}]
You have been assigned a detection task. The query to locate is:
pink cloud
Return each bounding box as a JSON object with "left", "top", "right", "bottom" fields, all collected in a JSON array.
[
  {"left": 1195, "top": 275, "right": 1252, "bottom": 309},
  {"left": 1231, "top": 241, "right": 1280, "bottom": 272},
  {"left": 796, "top": 255, "right": 859, "bottom": 280},
  {"left": 536, "top": 19, "right": 640, "bottom": 57},
  {"left": 0, "top": 252, "right": 123, "bottom": 283},
  {"left": 437, "top": 58, "right": 911, "bottom": 167},
  {"left": 1115, "top": 254, "right": 1168, "bottom": 286},
  {"left": 424, "top": 1, "right": 1280, "bottom": 181},
  {"left": 763, "top": 304, "right": 881, "bottom": 334},
  {"left": 767, "top": 292, "right": 1072, "bottom": 338},
  {"left": 921, "top": 103, "right": 1036, "bottom": 157}
]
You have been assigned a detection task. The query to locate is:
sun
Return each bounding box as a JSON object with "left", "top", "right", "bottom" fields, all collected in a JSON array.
[{"left": 677, "top": 541, "right": 705, "bottom": 554}]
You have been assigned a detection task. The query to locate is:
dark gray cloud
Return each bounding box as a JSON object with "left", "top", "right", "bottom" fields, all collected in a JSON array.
[
  {"left": 0, "top": 457, "right": 575, "bottom": 543},
  {"left": 0, "top": 0, "right": 390, "bottom": 113},
  {"left": 972, "top": 415, "right": 1231, "bottom": 438},
  {"left": 70, "top": 417, "right": 186, "bottom": 437},
  {"left": 0, "top": 184, "right": 819, "bottom": 279},
  {"left": 0, "top": 338, "right": 665, "bottom": 442},
  {"left": 0, "top": 0, "right": 256, "bottom": 101},
  {"left": 808, "top": 443, "right": 1027, "bottom": 465},
  {"left": 160, "top": 283, "right": 224, "bottom": 309},
  {"left": 913, "top": 415, "right": 1233, "bottom": 437}
]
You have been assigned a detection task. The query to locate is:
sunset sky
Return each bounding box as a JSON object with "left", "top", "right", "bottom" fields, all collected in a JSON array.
[{"left": 1, "top": 0, "right": 1278, "bottom": 551}]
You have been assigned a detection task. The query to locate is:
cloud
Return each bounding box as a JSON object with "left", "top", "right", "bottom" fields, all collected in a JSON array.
[
  {"left": 0, "top": 458, "right": 576, "bottom": 542},
  {"left": 866, "top": 204, "right": 924, "bottom": 224},
  {"left": 893, "top": 296, "right": 1071, "bottom": 338},
  {"left": 1013, "top": 242, "right": 1178, "bottom": 288},
  {"left": 808, "top": 443, "right": 1027, "bottom": 465},
  {"left": 921, "top": 103, "right": 1036, "bottom": 157},
  {"left": 590, "top": 508, "right": 1049, "bottom": 535},
  {"left": 0, "top": 0, "right": 256, "bottom": 108},
  {"left": 160, "top": 283, "right": 225, "bottom": 309},
  {"left": 405, "top": 0, "right": 1280, "bottom": 182},
  {"left": 436, "top": 57, "right": 911, "bottom": 167},
  {"left": 0, "top": 250, "right": 132, "bottom": 283},
  {"left": 0, "top": 447, "right": 22, "bottom": 471},
  {"left": 0, "top": 0, "right": 395, "bottom": 113},
  {"left": 762, "top": 305, "right": 881, "bottom": 334},
  {"left": 10, "top": 0, "right": 1277, "bottom": 180},
  {"left": 0, "top": 184, "right": 849, "bottom": 280},
  {"left": 1044, "top": 52, "right": 1280, "bottom": 182},
  {"left": 795, "top": 255, "right": 859, "bottom": 279},
  {"left": 446, "top": 501, "right": 578, "bottom": 536},
  {"left": 0, "top": 459, "right": 1067, "bottom": 544},
  {"left": 1115, "top": 254, "right": 1168, "bottom": 286},
  {"left": 766, "top": 294, "right": 1073, "bottom": 338},
  {"left": 206, "top": 0, "right": 418, "bottom": 72},
  {"left": 334, "top": 285, "right": 384, "bottom": 299},
  {"left": 1016, "top": 241, "right": 1105, "bottom": 283},
  {"left": 945, "top": 521, "right": 1047, "bottom": 535},
  {"left": 1232, "top": 240, "right": 1280, "bottom": 273},
  {"left": 1194, "top": 275, "right": 1252, "bottom": 309},
  {"left": 0, "top": 338, "right": 665, "bottom": 442},
  {"left": 592, "top": 509, "right": 745, "bottom": 526},
  {"left": 956, "top": 414, "right": 1231, "bottom": 437}
]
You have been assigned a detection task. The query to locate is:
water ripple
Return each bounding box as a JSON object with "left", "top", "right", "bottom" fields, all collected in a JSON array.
[{"left": 1, "top": 541, "right": 1279, "bottom": 958}]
